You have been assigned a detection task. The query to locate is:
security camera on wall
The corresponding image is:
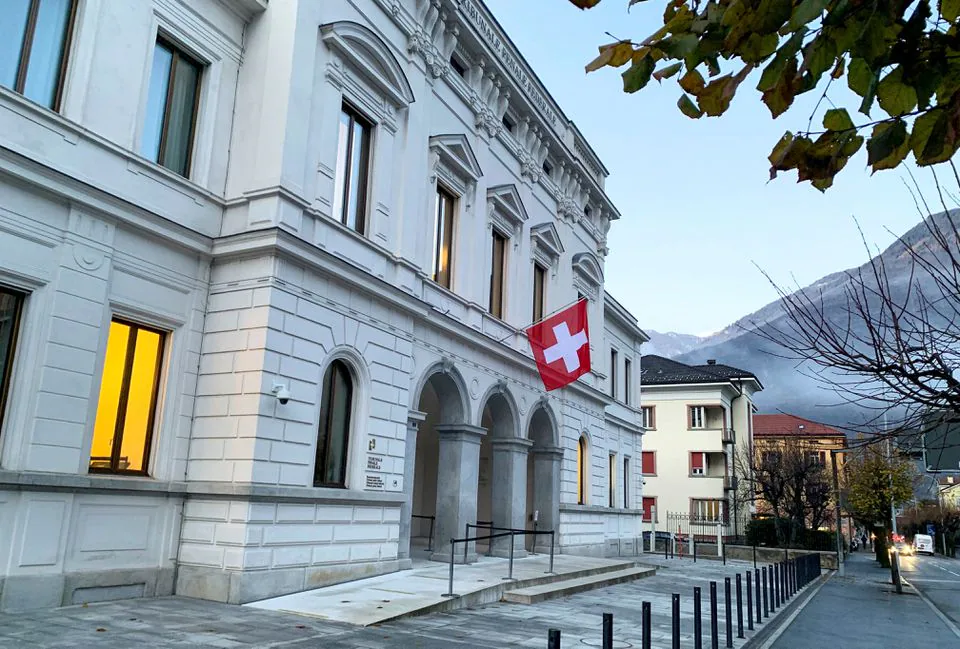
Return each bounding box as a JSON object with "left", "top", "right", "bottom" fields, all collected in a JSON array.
[{"left": 271, "top": 382, "right": 291, "bottom": 405}]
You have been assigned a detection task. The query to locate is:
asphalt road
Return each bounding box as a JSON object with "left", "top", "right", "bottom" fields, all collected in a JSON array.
[{"left": 899, "top": 551, "right": 960, "bottom": 627}]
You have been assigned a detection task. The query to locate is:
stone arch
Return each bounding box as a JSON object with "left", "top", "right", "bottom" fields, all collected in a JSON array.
[
  {"left": 314, "top": 346, "right": 371, "bottom": 491},
  {"left": 476, "top": 381, "right": 520, "bottom": 439},
  {"left": 320, "top": 21, "right": 415, "bottom": 107},
  {"left": 411, "top": 360, "right": 469, "bottom": 425},
  {"left": 525, "top": 400, "right": 563, "bottom": 551}
]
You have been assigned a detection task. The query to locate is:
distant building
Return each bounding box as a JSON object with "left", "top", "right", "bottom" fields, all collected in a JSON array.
[
  {"left": 940, "top": 477, "right": 960, "bottom": 509},
  {"left": 639, "top": 355, "right": 762, "bottom": 538}
]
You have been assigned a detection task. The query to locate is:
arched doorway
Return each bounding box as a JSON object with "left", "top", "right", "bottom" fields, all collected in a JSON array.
[
  {"left": 410, "top": 365, "right": 482, "bottom": 563},
  {"left": 526, "top": 403, "right": 561, "bottom": 553},
  {"left": 476, "top": 388, "right": 526, "bottom": 556}
]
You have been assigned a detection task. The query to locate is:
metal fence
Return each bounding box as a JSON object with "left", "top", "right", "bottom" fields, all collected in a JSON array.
[
  {"left": 543, "top": 553, "right": 823, "bottom": 648},
  {"left": 665, "top": 512, "right": 726, "bottom": 562}
]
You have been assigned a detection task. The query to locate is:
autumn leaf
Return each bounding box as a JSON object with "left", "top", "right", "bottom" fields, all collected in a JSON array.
[
  {"left": 876, "top": 67, "right": 918, "bottom": 116},
  {"left": 679, "top": 68, "right": 705, "bottom": 95},
  {"left": 569, "top": 0, "right": 603, "bottom": 8},
  {"left": 867, "top": 120, "right": 909, "bottom": 172},
  {"left": 622, "top": 55, "right": 655, "bottom": 93},
  {"left": 678, "top": 94, "right": 703, "bottom": 118},
  {"left": 654, "top": 62, "right": 683, "bottom": 82},
  {"left": 823, "top": 108, "right": 854, "bottom": 131}
]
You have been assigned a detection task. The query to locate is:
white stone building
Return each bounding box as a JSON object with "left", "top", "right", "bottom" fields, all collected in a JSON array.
[{"left": 0, "top": 0, "right": 647, "bottom": 610}]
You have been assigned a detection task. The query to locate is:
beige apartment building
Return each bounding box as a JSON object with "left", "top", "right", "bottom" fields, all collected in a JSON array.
[{"left": 639, "top": 355, "right": 762, "bottom": 538}]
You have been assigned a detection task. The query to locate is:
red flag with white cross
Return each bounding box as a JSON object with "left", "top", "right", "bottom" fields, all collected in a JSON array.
[{"left": 526, "top": 298, "right": 591, "bottom": 391}]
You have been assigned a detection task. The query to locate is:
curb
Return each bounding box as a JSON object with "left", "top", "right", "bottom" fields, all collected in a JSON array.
[
  {"left": 739, "top": 571, "right": 833, "bottom": 649},
  {"left": 901, "top": 576, "right": 960, "bottom": 640}
]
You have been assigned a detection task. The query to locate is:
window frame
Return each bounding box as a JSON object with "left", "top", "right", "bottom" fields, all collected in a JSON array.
[
  {"left": 642, "top": 496, "right": 657, "bottom": 523},
  {"left": 314, "top": 359, "right": 354, "bottom": 489},
  {"left": 689, "top": 405, "right": 705, "bottom": 429},
  {"left": 432, "top": 184, "right": 456, "bottom": 289},
  {"left": 623, "top": 456, "right": 630, "bottom": 508},
  {"left": 641, "top": 450, "right": 657, "bottom": 476},
  {"left": 690, "top": 451, "right": 705, "bottom": 476},
  {"left": 609, "top": 348, "right": 618, "bottom": 399},
  {"left": 691, "top": 498, "right": 724, "bottom": 522},
  {"left": 144, "top": 36, "right": 204, "bottom": 178},
  {"left": 488, "top": 228, "right": 507, "bottom": 318},
  {"left": 89, "top": 318, "right": 166, "bottom": 476},
  {"left": 641, "top": 405, "right": 656, "bottom": 430},
  {"left": 624, "top": 357, "right": 632, "bottom": 406},
  {"left": 332, "top": 101, "right": 373, "bottom": 234},
  {"left": 0, "top": 287, "right": 25, "bottom": 438},
  {"left": 608, "top": 452, "right": 616, "bottom": 508},
  {"left": 5, "top": 0, "right": 78, "bottom": 111},
  {"left": 577, "top": 435, "right": 588, "bottom": 505},
  {"left": 532, "top": 261, "right": 546, "bottom": 323}
]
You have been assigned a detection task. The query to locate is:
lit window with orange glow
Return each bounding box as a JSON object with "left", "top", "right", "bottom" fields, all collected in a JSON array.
[
  {"left": 577, "top": 436, "right": 587, "bottom": 505},
  {"left": 89, "top": 319, "right": 165, "bottom": 474}
]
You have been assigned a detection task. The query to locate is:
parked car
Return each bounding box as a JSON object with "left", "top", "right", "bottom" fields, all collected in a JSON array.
[{"left": 913, "top": 533, "right": 935, "bottom": 555}]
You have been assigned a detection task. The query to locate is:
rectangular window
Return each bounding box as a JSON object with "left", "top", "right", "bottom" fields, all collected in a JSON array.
[
  {"left": 610, "top": 349, "right": 618, "bottom": 399},
  {"left": 140, "top": 38, "right": 202, "bottom": 178},
  {"left": 331, "top": 103, "right": 372, "bottom": 233},
  {"left": 641, "top": 406, "right": 655, "bottom": 429},
  {"left": 432, "top": 186, "right": 455, "bottom": 288},
  {"left": 0, "top": 288, "right": 25, "bottom": 435},
  {"left": 609, "top": 454, "right": 616, "bottom": 508},
  {"left": 624, "top": 358, "right": 632, "bottom": 405},
  {"left": 89, "top": 320, "right": 165, "bottom": 475},
  {"left": 449, "top": 55, "right": 466, "bottom": 77},
  {"left": 691, "top": 452, "right": 705, "bottom": 475},
  {"left": 489, "top": 230, "right": 506, "bottom": 318},
  {"left": 641, "top": 451, "right": 656, "bottom": 476},
  {"left": 1, "top": 0, "right": 75, "bottom": 110},
  {"left": 532, "top": 262, "right": 546, "bottom": 323},
  {"left": 623, "top": 457, "right": 630, "bottom": 508},
  {"left": 692, "top": 498, "right": 723, "bottom": 521},
  {"left": 690, "top": 405, "right": 705, "bottom": 429},
  {"left": 642, "top": 496, "right": 656, "bottom": 523}
]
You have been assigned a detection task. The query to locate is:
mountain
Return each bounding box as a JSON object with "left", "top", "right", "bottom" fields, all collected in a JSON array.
[
  {"left": 641, "top": 330, "right": 704, "bottom": 358},
  {"left": 665, "top": 211, "right": 959, "bottom": 429}
]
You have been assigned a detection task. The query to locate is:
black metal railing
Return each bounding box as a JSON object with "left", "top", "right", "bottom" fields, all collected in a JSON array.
[
  {"left": 541, "top": 553, "right": 823, "bottom": 648},
  {"left": 441, "top": 524, "right": 556, "bottom": 598},
  {"left": 411, "top": 514, "right": 436, "bottom": 552}
]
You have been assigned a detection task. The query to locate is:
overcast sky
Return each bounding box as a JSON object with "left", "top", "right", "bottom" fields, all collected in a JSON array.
[{"left": 484, "top": 0, "right": 942, "bottom": 335}]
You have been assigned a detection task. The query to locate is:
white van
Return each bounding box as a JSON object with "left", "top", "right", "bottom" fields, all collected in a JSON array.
[{"left": 913, "top": 534, "right": 935, "bottom": 555}]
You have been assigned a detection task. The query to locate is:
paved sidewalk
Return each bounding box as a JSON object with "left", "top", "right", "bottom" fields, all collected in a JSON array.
[
  {"left": 766, "top": 552, "right": 960, "bottom": 648},
  {"left": 0, "top": 555, "right": 803, "bottom": 648}
]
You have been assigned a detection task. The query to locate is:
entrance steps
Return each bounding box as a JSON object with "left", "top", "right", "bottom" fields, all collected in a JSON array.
[
  {"left": 245, "top": 554, "right": 657, "bottom": 626},
  {"left": 502, "top": 565, "right": 656, "bottom": 604}
]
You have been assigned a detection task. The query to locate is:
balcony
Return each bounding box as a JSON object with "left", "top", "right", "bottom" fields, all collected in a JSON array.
[
  {"left": 721, "top": 427, "right": 735, "bottom": 444},
  {"left": 724, "top": 476, "right": 738, "bottom": 491}
]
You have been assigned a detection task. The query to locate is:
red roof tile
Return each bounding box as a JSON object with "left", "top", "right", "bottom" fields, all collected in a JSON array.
[{"left": 753, "top": 414, "right": 846, "bottom": 438}]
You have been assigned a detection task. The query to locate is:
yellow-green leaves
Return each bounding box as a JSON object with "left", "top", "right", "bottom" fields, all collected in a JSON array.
[
  {"left": 877, "top": 67, "right": 918, "bottom": 116},
  {"left": 867, "top": 120, "right": 909, "bottom": 172},
  {"left": 586, "top": 41, "right": 635, "bottom": 72},
  {"left": 623, "top": 54, "right": 655, "bottom": 92},
  {"left": 678, "top": 94, "right": 703, "bottom": 118},
  {"left": 941, "top": 0, "right": 960, "bottom": 22},
  {"left": 823, "top": 108, "right": 853, "bottom": 131},
  {"left": 788, "top": 0, "right": 829, "bottom": 30}
]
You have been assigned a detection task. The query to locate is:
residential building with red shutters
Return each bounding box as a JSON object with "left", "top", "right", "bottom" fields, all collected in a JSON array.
[{"left": 639, "top": 355, "right": 762, "bottom": 539}]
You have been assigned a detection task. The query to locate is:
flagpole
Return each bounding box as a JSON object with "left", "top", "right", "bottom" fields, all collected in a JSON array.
[{"left": 496, "top": 297, "right": 588, "bottom": 343}]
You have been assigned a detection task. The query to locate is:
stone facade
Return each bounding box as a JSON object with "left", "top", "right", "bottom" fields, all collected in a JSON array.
[{"left": 0, "top": 0, "right": 646, "bottom": 610}]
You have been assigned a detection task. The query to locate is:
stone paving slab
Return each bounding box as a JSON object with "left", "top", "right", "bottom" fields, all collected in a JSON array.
[
  {"left": 0, "top": 555, "right": 812, "bottom": 648},
  {"left": 245, "top": 553, "right": 638, "bottom": 625}
]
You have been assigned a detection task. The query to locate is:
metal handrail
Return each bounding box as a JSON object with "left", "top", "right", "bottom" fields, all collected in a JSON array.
[
  {"left": 441, "top": 526, "right": 556, "bottom": 597},
  {"left": 411, "top": 514, "right": 436, "bottom": 552}
]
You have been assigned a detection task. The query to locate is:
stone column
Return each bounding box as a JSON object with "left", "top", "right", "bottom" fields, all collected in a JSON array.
[
  {"left": 489, "top": 438, "right": 533, "bottom": 557},
  {"left": 532, "top": 446, "right": 563, "bottom": 554},
  {"left": 399, "top": 411, "right": 427, "bottom": 560},
  {"left": 431, "top": 424, "right": 486, "bottom": 563}
]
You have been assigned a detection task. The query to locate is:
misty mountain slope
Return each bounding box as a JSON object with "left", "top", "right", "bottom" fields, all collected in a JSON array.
[
  {"left": 672, "top": 210, "right": 960, "bottom": 428},
  {"left": 641, "top": 330, "right": 704, "bottom": 358}
]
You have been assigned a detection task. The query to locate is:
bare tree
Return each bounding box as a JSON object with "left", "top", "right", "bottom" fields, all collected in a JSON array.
[{"left": 755, "top": 168, "right": 960, "bottom": 445}]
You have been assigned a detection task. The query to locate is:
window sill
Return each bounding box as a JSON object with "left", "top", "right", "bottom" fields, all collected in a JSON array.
[{"left": 561, "top": 503, "right": 644, "bottom": 516}]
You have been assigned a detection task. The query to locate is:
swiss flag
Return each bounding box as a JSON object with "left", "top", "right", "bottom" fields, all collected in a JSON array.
[{"left": 526, "top": 299, "right": 591, "bottom": 391}]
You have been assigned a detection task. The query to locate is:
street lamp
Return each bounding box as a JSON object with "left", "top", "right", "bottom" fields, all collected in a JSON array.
[{"left": 830, "top": 449, "right": 848, "bottom": 577}]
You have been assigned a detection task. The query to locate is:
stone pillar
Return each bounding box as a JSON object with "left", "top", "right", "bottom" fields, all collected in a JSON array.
[
  {"left": 399, "top": 411, "right": 427, "bottom": 560},
  {"left": 489, "top": 438, "right": 533, "bottom": 557},
  {"left": 431, "top": 424, "right": 486, "bottom": 563},
  {"left": 532, "top": 446, "right": 563, "bottom": 554}
]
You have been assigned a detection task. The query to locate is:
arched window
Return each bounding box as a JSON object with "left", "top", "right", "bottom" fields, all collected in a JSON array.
[
  {"left": 314, "top": 360, "right": 353, "bottom": 488},
  {"left": 577, "top": 436, "right": 588, "bottom": 505}
]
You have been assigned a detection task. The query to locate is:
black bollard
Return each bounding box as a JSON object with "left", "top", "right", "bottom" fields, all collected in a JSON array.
[
  {"left": 747, "top": 571, "right": 754, "bottom": 631},
  {"left": 762, "top": 566, "right": 769, "bottom": 617},
  {"left": 642, "top": 601, "right": 652, "bottom": 649},
  {"left": 672, "top": 593, "right": 681, "bottom": 649},
  {"left": 603, "top": 612, "right": 613, "bottom": 649},
  {"left": 736, "top": 573, "right": 745, "bottom": 639},
  {"left": 725, "top": 577, "right": 733, "bottom": 648},
  {"left": 548, "top": 628, "right": 561, "bottom": 649},
  {"left": 710, "top": 581, "right": 719, "bottom": 649},
  {"left": 694, "top": 586, "right": 703, "bottom": 649},
  {"left": 772, "top": 564, "right": 779, "bottom": 610},
  {"left": 755, "top": 568, "right": 761, "bottom": 622}
]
